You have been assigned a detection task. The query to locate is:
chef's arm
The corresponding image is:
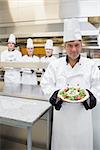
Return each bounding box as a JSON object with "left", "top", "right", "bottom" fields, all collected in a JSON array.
[
  {"left": 90, "top": 64, "right": 100, "bottom": 104},
  {"left": 40, "top": 63, "right": 58, "bottom": 95},
  {"left": 20, "top": 68, "right": 35, "bottom": 73},
  {"left": 83, "top": 64, "right": 100, "bottom": 110},
  {"left": 30, "top": 69, "right": 34, "bottom": 73}
]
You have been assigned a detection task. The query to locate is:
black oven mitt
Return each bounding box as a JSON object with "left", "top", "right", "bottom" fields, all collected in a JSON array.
[
  {"left": 82, "top": 89, "right": 97, "bottom": 110},
  {"left": 49, "top": 90, "right": 63, "bottom": 110}
]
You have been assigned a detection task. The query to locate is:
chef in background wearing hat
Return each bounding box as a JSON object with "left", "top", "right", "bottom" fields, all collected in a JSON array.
[
  {"left": 21, "top": 38, "right": 39, "bottom": 85},
  {"left": 1, "top": 34, "right": 22, "bottom": 84},
  {"left": 40, "top": 39, "right": 57, "bottom": 75},
  {"left": 41, "top": 18, "right": 100, "bottom": 150},
  {"left": 41, "top": 39, "right": 56, "bottom": 64}
]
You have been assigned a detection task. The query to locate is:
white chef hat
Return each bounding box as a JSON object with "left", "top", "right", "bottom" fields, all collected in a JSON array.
[
  {"left": 27, "top": 38, "right": 34, "bottom": 48},
  {"left": 45, "top": 39, "right": 53, "bottom": 49},
  {"left": 8, "top": 34, "right": 16, "bottom": 44},
  {"left": 63, "top": 18, "right": 82, "bottom": 42}
]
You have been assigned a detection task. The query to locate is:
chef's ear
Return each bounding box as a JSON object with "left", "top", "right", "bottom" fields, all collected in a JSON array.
[
  {"left": 64, "top": 42, "right": 67, "bottom": 49},
  {"left": 80, "top": 40, "right": 83, "bottom": 47},
  {"left": 15, "top": 43, "right": 17, "bottom": 47}
]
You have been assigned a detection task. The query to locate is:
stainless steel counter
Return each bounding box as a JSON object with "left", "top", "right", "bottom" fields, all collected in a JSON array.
[
  {"left": 0, "top": 95, "right": 51, "bottom": 150},
  {"left": 0, "top": 82, "right": 52, "bottom": 150},
  {"left": 0, "top": 82, "right": 49, "bottom": 101},
  {"left": 1, "top": 82, "right": 100, "bottom": 150}
]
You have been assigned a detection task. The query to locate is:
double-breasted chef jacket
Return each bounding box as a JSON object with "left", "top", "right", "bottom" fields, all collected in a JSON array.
[
  {"left": 41, "top": 55, "right": 56, "bottom": 64},
  {"left": 41, "top": 56, "right": 100, "bottom": 150},
  {"left": 1, "top": 49, "right": 22, "bottom": 84},
  {"left": 21, "top": 55, "right": 39, "bottom": 85}
]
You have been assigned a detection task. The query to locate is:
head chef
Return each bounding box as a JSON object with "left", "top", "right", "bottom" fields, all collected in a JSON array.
[
  {"left": 64, "top": 18, "right": 82, "bottom": 67},
  {"left": 26, "top": 38, "right": 34, "bottom": 57},
  {"left": 41, "top": 18, "right": 99, "bottom": 150},
  {"left": 8, "top": 34, "right": 16, "bottom": 51},
  {"left": 45, "top": 39, "right": 54, "bottom": 57}
]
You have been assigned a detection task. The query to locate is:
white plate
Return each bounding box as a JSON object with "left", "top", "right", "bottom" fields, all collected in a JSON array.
[{"left": 57, "top": 88, "right": 89, "bottom": 103}]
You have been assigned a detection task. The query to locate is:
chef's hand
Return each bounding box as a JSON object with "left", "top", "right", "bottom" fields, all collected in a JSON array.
[
  {"left": 20, "top": 71, "right": 23, "bottom": 76},
  {"left": 82, "top": 89, "right": 96, "bottom": 110},
  {"left": 49, "top": 90, "right": 63, "bottom": 110},
  {"left": 42, "top": 68, "right": 45, "bottom": 72},
  {"left": 31, "top": 70, "right": 34, "bottom": 73},
  {"left": 55, "top": 99, "right": 63, "bottom": 110}
]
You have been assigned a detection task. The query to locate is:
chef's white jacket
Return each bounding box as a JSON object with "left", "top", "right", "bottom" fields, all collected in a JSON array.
[
  {"left": 40, "top": 55, "right": 57, "bottom": 78},
  {"left": 21, "top": 55, "right": 39, "bottom": 85},
  {"left": 41, "top": 56, "right": 100, "bottom": 150},
  {"left": 41, "top": 55, "right": 56, "bottom": 64},
  {"left": 1, "top": 50, "right": 22, "bottom": 84}
]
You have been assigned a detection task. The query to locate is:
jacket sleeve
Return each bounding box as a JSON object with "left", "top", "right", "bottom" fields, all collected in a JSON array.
[
  {"left": 41, "top": 62, "right": 58, "bottom": 96},
  {"left": 90, "top": 64, "right": 100, "bottom": 104}
]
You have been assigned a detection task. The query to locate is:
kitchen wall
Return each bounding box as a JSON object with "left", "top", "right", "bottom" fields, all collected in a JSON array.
[
  {"left": 0, "top": 0, "right": 100, "bottom": 38},
  {"left": 0, "top": 0, "right": 100, "bottom": 26}
]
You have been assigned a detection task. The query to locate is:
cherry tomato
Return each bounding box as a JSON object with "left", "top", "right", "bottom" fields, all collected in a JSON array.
[{"left": 75, "top": 96, "right": 81, "bottom": 100}]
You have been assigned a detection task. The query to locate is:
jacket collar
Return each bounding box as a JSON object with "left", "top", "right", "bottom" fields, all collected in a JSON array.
[
  {"left": 66, "top": 55, "right": 81, "bottom": 65},
  {"left": 8, "top": 49, "right": 15, "bottom": 52},
  {"left": 45, "top": 55, "right": 52, "bottom": 58},
  {"left": 27, "top": 55, "right": 34, "bottom": 57}
]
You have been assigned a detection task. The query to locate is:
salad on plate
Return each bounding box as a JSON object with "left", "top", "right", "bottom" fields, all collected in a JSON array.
[{"left": 57, "top": 87, "right": 89, "bottom": 103}]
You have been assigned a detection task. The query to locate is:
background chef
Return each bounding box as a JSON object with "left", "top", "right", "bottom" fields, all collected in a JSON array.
[
  {"left": 41, "top": 39, "right": 56, "bottom": 64},
  {"left": 41, "top": 18, "right": 100, "bottom": 150},
  {"left": 21, "top": 38, "right": 39, "bottom": 85},
  {"left": 1, "top": 34, "right": 22, "bottom": 84}
]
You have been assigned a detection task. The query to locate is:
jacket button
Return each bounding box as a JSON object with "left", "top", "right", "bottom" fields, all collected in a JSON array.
[{"left": 77, "top": 84, "right": 80, "bottom": 87}]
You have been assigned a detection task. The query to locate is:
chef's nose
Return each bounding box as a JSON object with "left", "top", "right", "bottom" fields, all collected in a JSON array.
[{"left": 71, "top": 46, "right": 77, "bottom": 52}]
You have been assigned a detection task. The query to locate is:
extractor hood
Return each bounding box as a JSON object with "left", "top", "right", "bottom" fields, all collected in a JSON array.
[
  {"left": 0, "top": 0, "right": 99, "bottom": 38},
  {"left": 0, "top": 20, "right": 99, "bottom": 38},
  {"left": 79, "top": 21, "right": 99, "bottom": 36}
]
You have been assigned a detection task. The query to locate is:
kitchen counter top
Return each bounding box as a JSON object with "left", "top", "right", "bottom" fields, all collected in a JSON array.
[
  {"left": 0, "top": 83, "right": 49, "bottom": 101},
  {"left": 0, "top": 95, "right": 51, "bottom": 126},
  {"left": 0, "top": 95, "right": 52, "bottom": 150}
]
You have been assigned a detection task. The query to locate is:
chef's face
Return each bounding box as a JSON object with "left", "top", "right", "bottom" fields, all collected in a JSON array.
[
  {"left": 27, "top": 48, "right": 34, "bottom": 56},
  {"left": 64, "top": 40, "right": 82, "bottom": 60},
  {"left": 8, "top": 42, "right": 15, "bottom": 51},
  {"left": 45, "top": 49, "right": 53, "bottom": 57}
]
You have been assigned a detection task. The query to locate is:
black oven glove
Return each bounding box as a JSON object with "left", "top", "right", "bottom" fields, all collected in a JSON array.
[
  {"left": 82, "top": 89, "right": 97, "bottom": 110},
  {"left": 55, "top": 100, "right": 63, "bottom": 110},
  {"left": 49, "top": 90, "right": 63, "bottom": 110}
]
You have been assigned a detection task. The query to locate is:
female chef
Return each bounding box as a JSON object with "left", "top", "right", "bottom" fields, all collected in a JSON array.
[
  {"left": 41, "top": 18, "right": 100, "bottom": 150},
  {"left": 1, "top": 34, "right": 22, "bottom": 84},
  {"left": 41, "top": 39, "right": 56, "bottom": 64},
  {"left": 21, "top": 38, "right": 39, "bottom": 85}
]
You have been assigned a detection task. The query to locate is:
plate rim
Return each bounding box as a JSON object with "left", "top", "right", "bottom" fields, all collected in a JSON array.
[{"left": 57, "top": 88, "right": 89, "bottom": 103}]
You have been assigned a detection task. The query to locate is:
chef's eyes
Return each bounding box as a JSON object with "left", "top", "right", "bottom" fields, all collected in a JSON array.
[{"left": 67, "top": 44, "right": 80, "bottom": 49}]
